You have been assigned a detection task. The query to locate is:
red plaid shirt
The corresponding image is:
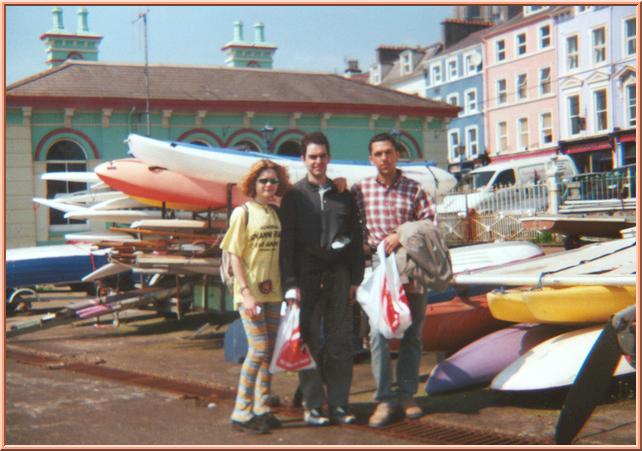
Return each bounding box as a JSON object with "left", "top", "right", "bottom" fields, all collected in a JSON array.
[{"left": 352, "top": 170, "right": 433, "bottom": 251}]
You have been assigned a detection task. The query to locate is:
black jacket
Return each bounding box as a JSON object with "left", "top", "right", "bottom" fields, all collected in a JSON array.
[{"left": 279, "top": 177, "right": 364, "bottom": 291}]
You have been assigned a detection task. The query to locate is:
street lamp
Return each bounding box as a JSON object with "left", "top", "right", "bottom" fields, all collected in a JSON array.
[
  {"left": 260, "top": 124, "right": 275, "bottom": 152},
  {"left": 390, "top": 128, "right": 402, "bottom": 143}
]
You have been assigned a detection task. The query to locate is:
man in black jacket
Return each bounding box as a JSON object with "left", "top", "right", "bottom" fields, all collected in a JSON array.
[{"left": 280, "top": 132, "right": 364, "bottom": 426}]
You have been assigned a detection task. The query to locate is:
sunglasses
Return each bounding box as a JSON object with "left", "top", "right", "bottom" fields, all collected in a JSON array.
[{"left": 257, "top": 178, "right": 280, "bottom": 185}]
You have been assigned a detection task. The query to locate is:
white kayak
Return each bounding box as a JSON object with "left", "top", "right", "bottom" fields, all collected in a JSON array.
[
  {"left": 129, "top": 219, "right": 208, "bottom": 230},
  {"left": 491, "top": 325, "right": 636, "bottom": 391},
  {"left": 41, "top": 171, "right": 100, "bottom": 183},
  {"left": 126, "top": 134, "right": 457, "bottom": 200}
]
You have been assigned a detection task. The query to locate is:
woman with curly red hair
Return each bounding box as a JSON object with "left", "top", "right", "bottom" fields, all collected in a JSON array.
[{"left": 220, "top": 159, "right": 291, "bottom": 434}]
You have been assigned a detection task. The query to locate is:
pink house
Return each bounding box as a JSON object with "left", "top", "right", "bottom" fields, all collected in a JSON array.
[{"left": 482, "top": 6, "right": 562, "bottom": 162}]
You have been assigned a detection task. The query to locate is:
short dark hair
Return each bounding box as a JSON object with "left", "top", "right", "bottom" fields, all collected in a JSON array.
[
  {"left": 301, "top": 132, "right": 331, "bottom": 157},
  {"left": 368, "top": 133, "right": 397, "bottom": 154}
]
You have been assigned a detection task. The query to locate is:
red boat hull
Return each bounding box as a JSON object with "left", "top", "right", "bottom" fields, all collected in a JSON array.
[
  {"left": 391, "top": 295, "right": 509, "bottom": 353},
  {"left": 96, "top": 159, "right": 248, "bottom": 210}
]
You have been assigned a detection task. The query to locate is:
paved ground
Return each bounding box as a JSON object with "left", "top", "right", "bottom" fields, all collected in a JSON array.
[{"left": 4, "top": 301, "right": 637, "bottom": 446}]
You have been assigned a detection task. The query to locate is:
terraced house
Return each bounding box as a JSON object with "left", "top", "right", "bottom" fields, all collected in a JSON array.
[
  {"left": 424, "top": 21, "right": 494, "bottom": 176},
  {"left": 482, "top": 6, "right": 562, "bottom": 164},
  {"left": 555, "top": 5, "right": 637, "bottom": 172},
  {"left": 5, "top": 9, "right": 458, "bottom": 248}
]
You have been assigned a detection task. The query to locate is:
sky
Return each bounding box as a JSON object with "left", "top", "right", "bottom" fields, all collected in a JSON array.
[{"left": 5, "top": 3, "right": 454, "bottom": 85}]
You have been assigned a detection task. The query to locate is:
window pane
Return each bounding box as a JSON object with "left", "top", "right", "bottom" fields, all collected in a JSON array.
[
  {"left": 592, "top": 28, "right": 606, "bottom": 63},
  {"left": 540, "top": 67, "right": 551, "bottom": 94},
  {"left": 626, "top": 18, "right": 636, "bottom": 55},
  {"left": 594, "top": 90, "right": 607, "bottom": 131},
  {"left": 569, "top": 95, "right": 580, "bottom": 134},
  {"left": 567, "top": 36, "right": 578, "bottom": 69},
  {"left": 517, "top": 74, "right": 527, "bottom": 99},
  {"left": 627, "top": 84, "right": 636, "bottom": 126}
]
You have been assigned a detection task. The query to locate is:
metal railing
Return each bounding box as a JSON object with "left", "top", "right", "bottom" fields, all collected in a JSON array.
[
  {"left": 436, "top": 166, "right": 637, "bottom": 245},
  {"left": 475, "top": 182, "right": 549, "bottom": 214},
  {"left": 564, "top": 165, "right": 636, "bottom": 202}
]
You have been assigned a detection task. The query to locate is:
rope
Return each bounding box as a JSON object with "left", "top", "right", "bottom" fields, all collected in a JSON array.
[{"left": 535, "top": 240, "right": 636, "bottom": 289}]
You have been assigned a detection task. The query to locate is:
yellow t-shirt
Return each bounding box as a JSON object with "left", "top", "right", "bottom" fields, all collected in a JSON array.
[{"left": 220, "top": 200, "right": 282, "bottom": 308}]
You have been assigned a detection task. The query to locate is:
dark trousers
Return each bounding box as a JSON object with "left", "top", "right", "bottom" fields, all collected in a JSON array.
[{"left": 298, "top": 263, "right": 354, "bottom": 410}]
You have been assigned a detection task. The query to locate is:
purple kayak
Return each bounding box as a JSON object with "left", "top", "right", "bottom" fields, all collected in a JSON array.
[{"left": 425, "top": 323, "right": 570, "bottom": 395}]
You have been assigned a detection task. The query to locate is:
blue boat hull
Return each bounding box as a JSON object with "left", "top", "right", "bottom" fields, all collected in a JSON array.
[{"left": 6, "top": 245, "right": 108, "bottom": 290}]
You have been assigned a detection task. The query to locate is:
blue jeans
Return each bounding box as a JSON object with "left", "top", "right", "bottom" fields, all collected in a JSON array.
[{"left": 369, "top": 283, "right": 426, "bottom": 403}]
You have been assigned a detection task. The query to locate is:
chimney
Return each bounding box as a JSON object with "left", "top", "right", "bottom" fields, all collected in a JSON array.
[
  {"left": 233, "top": 20, "right": 243, "bottom": 41},
  {"left": 51, "top": 7, "right": 64, "bottom": 31},
  {"left": 441, "top": 19, "right": 493, "bottom": 48},
  {"left": 77, "top": 7, "right": 89, "bottom": 33},
  {"left": 345, "top": 58, "right": 362, "bottom": 74},
  {"left": 254, "top": 22, "right": 265, "bottom": 43}
]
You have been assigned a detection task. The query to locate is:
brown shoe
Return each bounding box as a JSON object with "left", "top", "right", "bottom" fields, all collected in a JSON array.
[
  {"left": 400, "top": 398, "right": 422, "bottom": 419},
  {"left": 368, "top": 402, "right": 399, "bottom": 428}
]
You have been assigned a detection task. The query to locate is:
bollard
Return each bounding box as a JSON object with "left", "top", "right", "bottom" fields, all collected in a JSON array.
[{"left": 546, "top": 158, "right": 562, "bottom": 214}]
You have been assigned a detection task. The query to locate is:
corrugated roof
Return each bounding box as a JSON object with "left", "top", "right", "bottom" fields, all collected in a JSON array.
[{"left": 7, "top": 60, "right": 459, "bottom": 117}]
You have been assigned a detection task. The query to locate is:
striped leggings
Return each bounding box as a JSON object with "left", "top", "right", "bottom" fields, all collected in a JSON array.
[{"left": 230, "top": 302, "right": 281, "bottom": 423}]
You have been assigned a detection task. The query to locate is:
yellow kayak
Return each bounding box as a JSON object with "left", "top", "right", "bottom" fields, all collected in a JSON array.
[
  {"left": 487, "top": 289, "right": 538, "bottom": 323},
  {"left": 488, "top": 286, "right": 636, "bottom": 324}
]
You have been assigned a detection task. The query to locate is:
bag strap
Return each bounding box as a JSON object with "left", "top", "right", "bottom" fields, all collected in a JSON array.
[{"left": 241, "top": 203, "right": 249, "bottom": 229}]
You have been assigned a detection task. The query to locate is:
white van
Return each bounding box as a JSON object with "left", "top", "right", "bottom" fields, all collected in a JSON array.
[{"left": 437, "top": 154, "right": 578, "bottom": 214}]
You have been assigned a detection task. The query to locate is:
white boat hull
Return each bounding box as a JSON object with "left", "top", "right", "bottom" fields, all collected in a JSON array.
[{"left": 126, "top": 134, "right": 457, "bottom": 200}]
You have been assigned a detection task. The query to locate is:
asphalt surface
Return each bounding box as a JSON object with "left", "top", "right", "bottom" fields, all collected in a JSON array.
[{"left": 4, "top": 300, "right": 638, "bottom": 446}]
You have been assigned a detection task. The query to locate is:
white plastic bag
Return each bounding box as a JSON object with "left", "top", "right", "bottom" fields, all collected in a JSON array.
[
  {"left": 269, "top": 302, "right": 317, "bottom": 374},
  {"left": 357, "top": 242, "right": 412, "bottom": 339}
]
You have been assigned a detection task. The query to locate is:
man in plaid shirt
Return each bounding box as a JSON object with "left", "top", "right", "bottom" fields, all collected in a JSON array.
[{"left": 352, "top": 132, "right": 433, "bottom": 428}]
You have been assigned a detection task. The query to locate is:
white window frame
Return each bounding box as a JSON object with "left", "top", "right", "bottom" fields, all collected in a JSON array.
[
  {"left": 539, "top": 25, "right": 551, "bottom": 49},
  {"left": 401, "top": 53, "right": 412, "bottom": 75},
  {"left": 430, "top": 63, "right": 442, "bottom": 85},
  {"left": 465, "top": 125, "right": 479, "bottom": 158},
  {"left": 567, "top": 94, "right": 582, "bottom": 136},
  {"left": 539, "top": 112, "right": 553, "bottom": 146},
  {"left": 464, "top": 52, "right": 479, "bottom": 75},
  {"left": 496, "top": 78, "right": 507, "bottom": 105},
  {"left": 464, "top": 88, "right": 478, "bottom": 114},
  {"left": 448, "top": 129, "right": 461, "bottom": 160},
  {"left": 539, "top": 67, "right": 551, "bottom": 95},
  {"left": 370, "top": 63, "right": 381, "bottom": 85},
  {"left": 625, "top": 82, "right": 636, "bottom": 127},
  {"left": 591, "top": 26, "right": 606, "bottom": 65},
  {"left": 496, "top": 121, "right": 508, "bottom": 153},
  {"left": 446, "top": 57, "right": 458, "bottom": 81},
  {"left": 446, "top": 92, "right": 459, "bottom": 107},
  {"left": 516, "top": 33, "right": 527, "bottom": 56},
  {"left": 524, "top": 5, "right": 548, "bottom": 16},
  {"left": 517, "top": 117, "right": 529, "bottom": 151},
  {"left": 495, "top": 39, "right": 506, "bottom": 63},
  {"left": 624, "top": 17, "right": 636, "bottom": 57},
  {"left": 516, "top": 73, "right": 527, "bottom": 100},
  {"left": 593, "top": 88, "right": 608, "bottom": 132},
  {"left": 575, "top": 6, "right": 594, "bottom": 14},
  {"left": 566, "top": 35, "right": 579, "bottom": 71}
]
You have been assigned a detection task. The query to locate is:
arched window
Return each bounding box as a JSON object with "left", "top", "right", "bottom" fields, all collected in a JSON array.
[
  {"left": 233, "top": 139, "right": 261, "bottom": 152},
  {"left": 46, "top": 140, "right": 87, "bottom": 226},
  {"left": 396, "top": 142, "right": 410, "bottom": 160},
  {"left": 277, "top": 140, "right": 302, "bottom": 157},
  {"left": 190, "top": 139, "right": 212, "bottom": 148}
]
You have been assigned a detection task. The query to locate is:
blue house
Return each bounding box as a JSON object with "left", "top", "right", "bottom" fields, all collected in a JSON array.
[{"left": 425, "top": 22, "right": 494, "bottom": 177}]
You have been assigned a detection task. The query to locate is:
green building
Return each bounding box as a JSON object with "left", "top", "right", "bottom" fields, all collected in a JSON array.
[{"left": 5, "top": 8, "right": 458, "bottom": 248}]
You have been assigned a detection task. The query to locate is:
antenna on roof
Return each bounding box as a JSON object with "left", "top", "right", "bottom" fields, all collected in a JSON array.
[{"left": 133, "top": 9, "right": 151, "bottom": 136}]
